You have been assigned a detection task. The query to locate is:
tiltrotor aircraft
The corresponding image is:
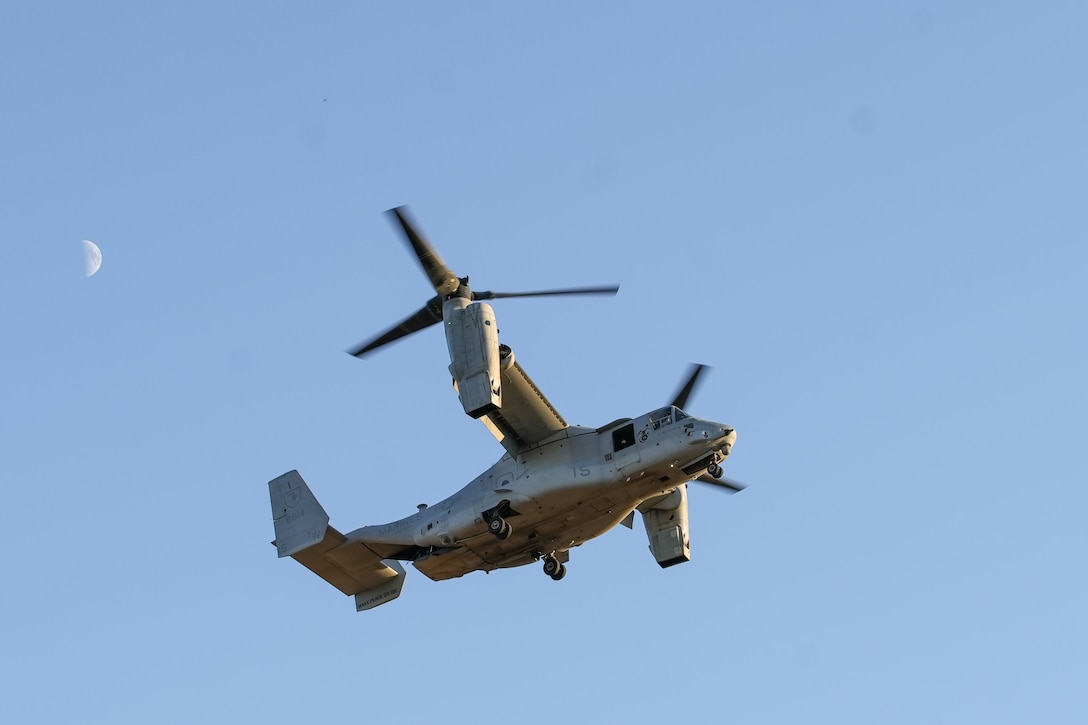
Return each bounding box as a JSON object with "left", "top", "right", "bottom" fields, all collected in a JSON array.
[{"left": 268, "top": 207, "right": 744, "bottom": 611}]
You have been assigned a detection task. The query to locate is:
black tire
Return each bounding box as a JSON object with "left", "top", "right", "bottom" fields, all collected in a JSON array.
[
  {"left": 550, "top": 564, "right": 567, "bottom": 581},
  {"left": 488, "top": 517, "right": 505, "bottom": 536},
  {"left": 543, "top": 557, "right": 560, "bottom": 576}
]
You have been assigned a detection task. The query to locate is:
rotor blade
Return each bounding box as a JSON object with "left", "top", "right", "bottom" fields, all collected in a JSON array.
[
  {"left": 670, "top": 363, "right": 710, "bottom": 410},
  {"left": 473, "top": 285, "right": 620, "bottom": 301},
  {"left": 348, "top": 299, "right": 443, "bottom": 357},
  {"left": 387, "top": 207, "right": 461, "bottom": 296},
  {"left": 694, "top": 473, "right": 746, "bottom": 493}
]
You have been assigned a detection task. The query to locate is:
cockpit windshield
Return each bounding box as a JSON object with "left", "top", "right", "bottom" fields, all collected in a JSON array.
[{"left": 649, "top": 405, "right": 689, "bottom": 430}]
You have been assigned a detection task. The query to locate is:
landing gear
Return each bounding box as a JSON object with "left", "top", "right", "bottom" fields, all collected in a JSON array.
[
  {"left": 707, "top": 462, "right": 723, "bottom": 478},
  {"left": 542, "top": 555, "right": 566, "bottom": 581},
  {"left": 488, "top": 516, "right": 512, "bottom": 540}
]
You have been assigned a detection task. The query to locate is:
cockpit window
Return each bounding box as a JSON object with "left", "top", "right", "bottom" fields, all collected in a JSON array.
[
  {"left": 650, "top": 408, "right": 671, "bottom": 429},
  {"left": 651, "top": 406, "right": 687, "bottom": 430}
]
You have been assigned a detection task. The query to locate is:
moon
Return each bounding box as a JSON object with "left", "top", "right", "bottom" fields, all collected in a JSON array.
[{"left": 82, "top": 239, "right": 102, "bottom": 277}]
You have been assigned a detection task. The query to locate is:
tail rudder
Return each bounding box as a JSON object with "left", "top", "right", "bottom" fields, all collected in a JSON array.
[{"left": 269, "top": 470, "right": 330, "bottom": 558}]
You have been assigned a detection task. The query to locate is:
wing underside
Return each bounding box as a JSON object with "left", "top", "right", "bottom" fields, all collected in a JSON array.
[{"left": 480, "top": 358, "right": 567, "bottom": 454}]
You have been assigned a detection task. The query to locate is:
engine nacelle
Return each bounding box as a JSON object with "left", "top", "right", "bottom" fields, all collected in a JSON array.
[
  {"left": 443, "top": 298, "right": 501, "bottom": 418},
  {"left": 640, "top": 484, "right": 691, "bottom": 568}
]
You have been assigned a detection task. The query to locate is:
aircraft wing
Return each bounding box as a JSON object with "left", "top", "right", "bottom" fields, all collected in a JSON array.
[{"left": 480, "top": 357, "right": 567, "bottom": 455}]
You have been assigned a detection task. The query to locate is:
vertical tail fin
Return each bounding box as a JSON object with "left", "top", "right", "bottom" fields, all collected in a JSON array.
[
  {"left": 269, "top": 470, "right": 330, "bottom": 558},
  {"left": 269, "top": 470, "right": 409, "bottom": 611}
]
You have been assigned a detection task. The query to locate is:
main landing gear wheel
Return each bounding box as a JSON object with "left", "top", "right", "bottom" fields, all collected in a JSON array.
[
  {"left": 707, "top": 462, "right": 723, "bottom": 478},
  {"left": 542, "top": 555, "right": 566, "bottom": 580},
  {"left": 488, "top": 517, "right": 512, "bottom": 540}
]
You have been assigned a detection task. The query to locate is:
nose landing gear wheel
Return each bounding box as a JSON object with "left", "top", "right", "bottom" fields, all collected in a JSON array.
[{"left": 707, "top": 462, "right": 723, "bottom": 478}]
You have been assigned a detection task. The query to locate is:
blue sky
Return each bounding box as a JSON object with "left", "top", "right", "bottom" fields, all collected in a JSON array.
[{"left": 4, "top": 2, "right": 1086, "bottom": 723}]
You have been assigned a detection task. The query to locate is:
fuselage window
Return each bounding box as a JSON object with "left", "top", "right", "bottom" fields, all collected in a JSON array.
[{"left": 612, "top": 423, "right": 636, "bottom": 452}]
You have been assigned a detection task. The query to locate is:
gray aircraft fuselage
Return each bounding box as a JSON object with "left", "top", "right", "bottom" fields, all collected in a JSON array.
[{"left": 345, "top": 406, "right": 735, "bottom": 580}]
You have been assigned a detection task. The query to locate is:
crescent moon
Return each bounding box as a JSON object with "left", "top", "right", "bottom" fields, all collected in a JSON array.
[{"left": 82, "top": 239, "right": 102, "bottom": 277}]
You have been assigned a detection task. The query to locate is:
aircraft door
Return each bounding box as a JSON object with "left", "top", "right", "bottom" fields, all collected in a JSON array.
[{"left": 609, "top": 422, "right": 642, "bottom": 476}]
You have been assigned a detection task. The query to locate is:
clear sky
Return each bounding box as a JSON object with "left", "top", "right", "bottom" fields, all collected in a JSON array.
[{"left": 4, "top": 2, "right": 1086, "bottom": 723}]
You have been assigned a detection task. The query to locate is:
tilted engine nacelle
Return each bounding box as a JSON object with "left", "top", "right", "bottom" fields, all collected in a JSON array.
[
  {"left": 639, "top": 484, "right": 691, "bottom": 568},
  {"left": 444, "top": 297, "right": 501, "bottom": 418}
]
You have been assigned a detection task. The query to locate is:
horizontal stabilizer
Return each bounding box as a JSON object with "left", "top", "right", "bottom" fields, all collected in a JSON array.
[{"left": 268, "top": 470, "right": 408, "bottom": 611}]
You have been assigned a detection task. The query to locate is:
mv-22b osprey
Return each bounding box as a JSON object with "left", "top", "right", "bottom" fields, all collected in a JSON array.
[{"left": 268, "top": 207, "right": 744, "bottom": 611}]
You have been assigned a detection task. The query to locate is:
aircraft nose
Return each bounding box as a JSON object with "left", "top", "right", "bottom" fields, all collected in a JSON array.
[{"left": 719, "top": 426, "right": 737, "bottom": 455}]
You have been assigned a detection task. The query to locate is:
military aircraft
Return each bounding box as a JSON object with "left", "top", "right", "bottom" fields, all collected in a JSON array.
[{"left": 268, "top": 207, "right": 744, "bottom": 611}]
